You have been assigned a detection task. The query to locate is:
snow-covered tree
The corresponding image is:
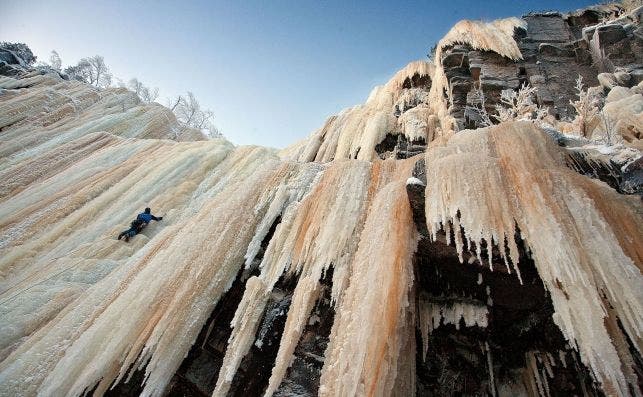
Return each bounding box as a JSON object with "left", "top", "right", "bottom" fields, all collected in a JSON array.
[
  {"left": 64, "top": 55, "right": 112, "bottom": 88},
  {"left": 174, "top": 92, "right": 214, "bottom": 129},
  {"left": 85, "top": 55, "right": 112, "bottom": 88},
  {"left": 127, "top": 78, "right": 159, "bottom": 103},
  {"left": 140, "top": 86, "right": 159, "bottom": 103},
  {"left": 465, "top": 83, "right": 548, "bottom": 128},
  {"left": 49, "top": 50, "right": 62, "bottom": 71},
  {"left": 64, "top": 60, "right": 93, "bottom": 83},
  {"left": 127, "top": 78, "right": 144, "bottom": 96},
  {"left": 167, "top": 92, "right": 220, "bottom": 137},
  {"left": 570, "top": 75, "right": 601, "bottom": 138},
  {"left": 464, "top": 86, "right": 493, "bottom": 127},
  {"left": 202, "top": 120, "right": 223, "bottom": 138},
  {"left": 0, "top": 42, "right": 36, "bottom": 65},
  {"left": 493, "top": 83, "right": 548, "bottom": 123}
]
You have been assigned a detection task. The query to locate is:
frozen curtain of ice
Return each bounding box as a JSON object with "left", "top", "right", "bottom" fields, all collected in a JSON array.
[{"left": 0, "top": 14, "right": 641, "bottom": 397}]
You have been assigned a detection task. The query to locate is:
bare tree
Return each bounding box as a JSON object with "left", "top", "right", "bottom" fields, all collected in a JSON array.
[
  {"left": 570, "top": 75, "right": 601, "bottom": 138},
  {"left": 167, "top": 92, "right": 220, "bottom": 138},
  {"left": 64, "top": 56, "right": 111, "bottom": 88},
  {"left": 118, "top": 78, "right": 159, "bottom": 103},
  {"left": 167, "top": 96, "right": 184, "bottom": 112},
  {"left": 127, "top": 78, "right": 144, "bottom": 97},
  {"left": 82, "top": 55, "right": 112, "bottom": 88},
  {"left": 204, "top": 121, "right": 223, "bottom": 138},
  {"left": 49, "top": 50, "right": 62, "bottom": 71},
  {"left": 140, "top": 86, "right": 159, "bottom": 103},
  {"left": 600, "top": 109, "right": 619, "bottom": 145},
  {"left": 175, "top": 92, "right": 202, "bottom": 126}
]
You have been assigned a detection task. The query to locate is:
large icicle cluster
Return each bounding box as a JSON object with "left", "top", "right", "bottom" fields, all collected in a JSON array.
[
  {"left": 1, "top": 5, "right": 643, "bottom": 397},
  {"left": 281, "top": 61, "right": 436, "bottom": 162},
  {"left": 213, "top": 158, "right": 420, "bottom": 397},
  {"left": 424, "top": 121, "right": 642, "bottom": 396}
]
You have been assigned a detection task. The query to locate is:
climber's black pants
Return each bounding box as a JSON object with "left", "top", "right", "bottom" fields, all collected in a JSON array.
[{"left": 118, "top": 228, "right": 137, "bottom": 239}]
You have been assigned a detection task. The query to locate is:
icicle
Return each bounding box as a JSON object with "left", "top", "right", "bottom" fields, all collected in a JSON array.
[
  {"left": 527, "top": 352, "right": 547, "bottom": 397},
  {"left": 543, "top": 355, "right": 554, "bottom": 379},
  {"left": 318, "top": 177, "right": 419, "bottom": 397},
  {"left": 419, "top": 300, "right": 488, "bottom": 338},
  {"left": 417, "top": 293, "right": 431, "bottom": 362},
  {"left": 281, "top": 61, "right": 435, "bottom": 163},
  {"left": 484, "top": 342, "right": 496, "bottom": 397},
  {"left": 558, "top": 350, "right": 567, "bottom": 368},
  {"left": 546, "top": 352, "right": 556, "bottom": 369}
]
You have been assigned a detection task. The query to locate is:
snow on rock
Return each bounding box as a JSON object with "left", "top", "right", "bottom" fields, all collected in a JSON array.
[
  {"left": 436, "top": 17, "right": 526, "bottom": 61},
  {"left": 406, "top": 176, "right": 425, "bottom": 186},
  {"left": 600, "top": 87, "right": 643, "bottom": 148}
]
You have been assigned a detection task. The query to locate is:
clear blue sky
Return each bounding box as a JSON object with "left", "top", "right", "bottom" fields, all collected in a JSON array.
[{"left": 2, "top": 0, "right": 598, "bottom": 148}]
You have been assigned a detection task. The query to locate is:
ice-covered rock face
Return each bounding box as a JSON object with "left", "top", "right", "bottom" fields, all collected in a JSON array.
[{"left": 1, "top": 4, "right": 642, "bottom": 397}]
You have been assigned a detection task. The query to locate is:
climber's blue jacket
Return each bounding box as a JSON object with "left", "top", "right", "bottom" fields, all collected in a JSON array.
[
  {"left": 118, "top": 209, "right": 163, "bottom": 242},
  {"left": 137, "top": 212, "right": 161, "bottom": 223}
]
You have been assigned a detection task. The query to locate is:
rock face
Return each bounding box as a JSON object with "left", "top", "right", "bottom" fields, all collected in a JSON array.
[
  {"left": 440, "top": 5, "right": 643, "bottom": 129},
  {"left": 0, "top": 3, "right": 642, "bottom": 397}
]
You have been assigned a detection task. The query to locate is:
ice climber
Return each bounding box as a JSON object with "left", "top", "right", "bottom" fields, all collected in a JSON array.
[{"left": 117, "top": 207, "right": 163, "bottom": 242}]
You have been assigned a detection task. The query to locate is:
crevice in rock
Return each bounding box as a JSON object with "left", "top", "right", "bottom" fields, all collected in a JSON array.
[
  {"left": 564, "top": 149, "right": 642, "bottom": 195},
  {"left": 375, "top": 133, "right": 400, "bottom": 157},
  {"left": 224, "top": 274, "right": 296, "bottom": 396},
  {"left": 414, "top": 228, "right": 603, "bottom": 396},
  {"left": 273, "top": 268, "right": 335, "bottom": 397},
  {"left": 403, "top": 73, "right": 432, "bottom": 90},
  {"left": 376, "top": 134, "right": 427, "bottom": 159}
]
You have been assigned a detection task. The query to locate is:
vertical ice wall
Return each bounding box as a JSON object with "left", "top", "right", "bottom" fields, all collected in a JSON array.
[
  {"left": 0, "top": 66, "right": 426, "bottom": 397},
  {"left": 0, "top": 143, "right": 325, "bottom": 396},
  {"left": 213, "top": 158, "right": 421, "bottom": 397},
  {"left": 318, "top": 176, "right": 419, "bottom": 397}
]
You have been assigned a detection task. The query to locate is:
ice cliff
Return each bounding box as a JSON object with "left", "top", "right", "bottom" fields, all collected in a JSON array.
[{"left": 0, "top": 2, "right": 642, "bottom": 397}]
